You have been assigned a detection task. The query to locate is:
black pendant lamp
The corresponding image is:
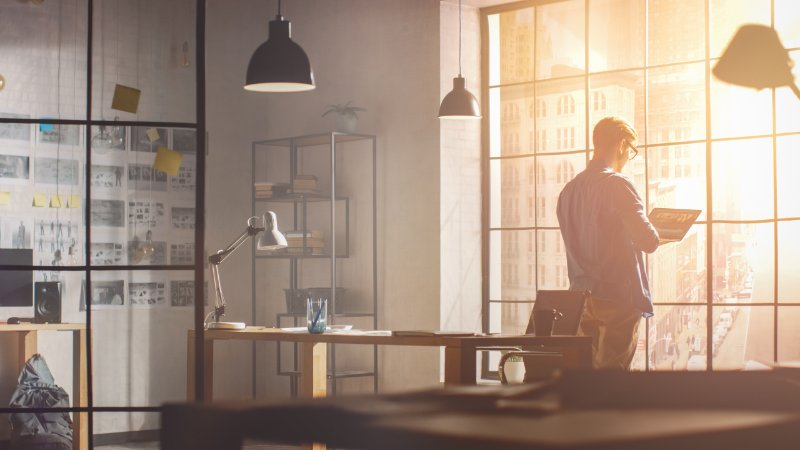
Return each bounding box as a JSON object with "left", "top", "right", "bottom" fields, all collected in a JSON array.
[
  {"left": 245, "top": 0, "right": 315, "bottom": 92},
  {"left": 439, "top": 0, "right": 481, "bottom": 119}
]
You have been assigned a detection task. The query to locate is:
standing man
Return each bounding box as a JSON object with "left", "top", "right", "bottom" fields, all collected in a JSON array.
[{"left": 557, "top": 117, "right": 659, "bottom": 370}]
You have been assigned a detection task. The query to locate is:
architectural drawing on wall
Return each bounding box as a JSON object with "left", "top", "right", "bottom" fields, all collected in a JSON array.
[
  {"left": 37, "top": 124, "right": 80, "bottom": 146},
  {"left": 34, "top": 157, "right": 79, "bottom": 185},
  {"left": 170, "top": 165, "right": 195, "bottom": 191},
  {"left": 127, "top": 240, "right": 166, "bottom": 265},
  {"left": 129, "top": 281, "right": 166, "bottom": 306},
  {"left": 128, "top": 164, "right": 167, "bottom": 191},
  {"left": 169, "top": 242, "right": 194, "bottom": 265},
  {"left": 128, "top": 200, "right": 165, "bottom": 228},
  {"left": 91, "top": 199, "right": 125, "bottom": 227},
  {"left": 90, "top": 242, "right": 124, "bottom": 265},
  {"left": 0, "top": 155, "right": 30, "bottom": 180},
  {"left": 171, "top": 207, "right": 195, "bottom": 230},
  {"left": 0, "top": 113, "right": 31, "bottom": 141},
  {"left": 0, "top": 217, "right": 32, "bottom": 249},
  {"left": 130, "top": 126, "right": 167, "bottom": 152},
  {"left": 90, "top": 165, "right": 125, "bottom": 189},
  {"left": 34, "top": 219, "right": 79, "bottom": 266},
  {"left": 172, "top": 128, "right": 197, "bottom": 155},
  {"left": 170, "top": 280, "right": 207, "bottom": 307},
  {"left": 90, "top": 280, "right": 125, "bottom": 306}
]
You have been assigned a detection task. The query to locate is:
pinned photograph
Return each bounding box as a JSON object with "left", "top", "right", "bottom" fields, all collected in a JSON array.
[
  {"left": 91, "top": 165, "right": 125, "bottom": 189},
  {"left": 171, "top": 207, "right": 195, "bottom": 230},
  {"left": 91, "top": 280, "right": 125, "bottom": 306},
  {"left": 34, "top": 157, "right": 79, "bottom": 185},
  {"left": 90, "top": 242, "right": 124, "bottom": 265},
  {"left": 170, "top": 165, "right": 196, "bottom": 192},
  {"left": 128, "top": 164, "right": 167, "bottom": 191},
  {"left": 91, "top": 199, "right": 125, "bottom": 227},
  {"left": 0, "top": 154, "right": 30, "bottom": 180},
  {"left": 0, "top": 217, "right": 32, "bottom": 249},
  {"left": 170, "top": 280, "right": 208, "bottom": 307},
  {"left": 128, "top": 200, "right": 165, "bottom": 228},
  {"left": 38, "top": 124, "right": 80, "bottom": 146},
  {"left": 0, "top": 113, "right": 31, "bottom": 142},
  {"left": 170, "top": 242, "right": 194, "bottom": 265},
  {"left": 129, "top": 281, "right": 166, "bottom": 306},
  {"left": 90, "top": 125, "right": 126, "bottom": 151}
]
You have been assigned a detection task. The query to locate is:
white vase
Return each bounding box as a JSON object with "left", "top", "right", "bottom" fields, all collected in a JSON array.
[
  {"left": 503, "top": 361, "right": 525, "bottom": 384},
  {"left": 335, "top": 114, "right": 358, "bottom": 133}
]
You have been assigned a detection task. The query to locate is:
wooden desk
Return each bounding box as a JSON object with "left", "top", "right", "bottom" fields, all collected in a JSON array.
[
  {"left": 186, "top": 328, "right": 592, "bottom": 401},
  {"left": 163, "top": 371, "right": 800, "bottom": 450},
  {"left": 0, "top": 323, "right": 87, "bottom": 450}
]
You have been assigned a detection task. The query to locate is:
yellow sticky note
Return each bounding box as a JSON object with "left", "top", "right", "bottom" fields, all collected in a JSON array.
[
  {"left": 146, "top": 128, "right": 160, "bottom": 142},
  {"left": 33, "top": 193, "right": 47, "bottom": 207},
  {"left": 49, "top": 194, "right": 63, "bottom": 208},
  {"left": 111, "top": 84, "right": 141, "bottom": 114},
  {"left": 68, "top": 194, "right": 81, "bottom": 209},
  {"left": 0, "top": 192, "right": 9, "bottom": 206},
  {"left": 153, "top": 146, "right": 182, "bottom": 176}
]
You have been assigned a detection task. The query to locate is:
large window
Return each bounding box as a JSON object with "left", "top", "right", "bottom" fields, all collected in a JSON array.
[{"left": 484, "top": 0, "right": 800, "bottom": 371}]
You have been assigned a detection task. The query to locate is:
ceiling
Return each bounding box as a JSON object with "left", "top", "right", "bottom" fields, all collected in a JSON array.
[{"left": 445, "top": 0, "right": 512, "bottom": 8}]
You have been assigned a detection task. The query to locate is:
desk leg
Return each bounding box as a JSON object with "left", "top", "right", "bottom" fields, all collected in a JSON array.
[
  {"left": 299, "top": 342, "right": 326, "bottom": 450},
  {"left": 444, "top": 345, "right": 476, "bottom": 386},
  {"left": 187, "top": 332, "right": 214, "bottom": 402},
  {"left": 72, "top": 329, "right": 87, "bottom": 450}
]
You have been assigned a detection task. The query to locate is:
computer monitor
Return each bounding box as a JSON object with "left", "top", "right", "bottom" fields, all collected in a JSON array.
[{"left": 0, "top": 249, "right": 33, "bottom": 307}]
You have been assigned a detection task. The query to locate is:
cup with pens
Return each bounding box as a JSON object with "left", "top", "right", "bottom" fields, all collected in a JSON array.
[{"left": 307, "top": 296, "right": 328, "bottom": 334}]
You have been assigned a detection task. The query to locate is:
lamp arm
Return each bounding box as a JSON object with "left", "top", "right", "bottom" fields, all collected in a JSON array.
[{"left": 207, "top": 217, "right": 263, "bottom": 324}]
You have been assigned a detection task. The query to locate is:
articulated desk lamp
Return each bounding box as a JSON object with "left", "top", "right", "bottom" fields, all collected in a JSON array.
[
  {"left": 206, "top": 211, "right": 287, "bottom": 330},
  {"left": 712, "top": 24, "right": 800, "bottom": 101}
]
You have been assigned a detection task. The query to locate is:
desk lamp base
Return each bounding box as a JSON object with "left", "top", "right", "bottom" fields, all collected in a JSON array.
[{"left": 207, "top": 321, "right": 246, "bottom": 330}]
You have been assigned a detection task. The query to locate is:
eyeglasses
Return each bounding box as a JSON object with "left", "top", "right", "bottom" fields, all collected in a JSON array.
[{"left": 626, "top": 141, "right": 639, "bottom": 160}]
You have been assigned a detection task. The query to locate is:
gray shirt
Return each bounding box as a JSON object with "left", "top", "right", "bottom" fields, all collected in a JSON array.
[{"left": 556, "top": 159, "right": 659, "bottom": 316}]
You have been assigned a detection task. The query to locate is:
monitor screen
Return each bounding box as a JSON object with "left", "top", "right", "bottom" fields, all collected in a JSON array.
[{"left": 0, "top": 249, "right": 33, "bottom": 307}]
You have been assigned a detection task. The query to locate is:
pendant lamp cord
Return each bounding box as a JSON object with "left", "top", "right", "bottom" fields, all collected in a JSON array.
[
  {"left": 458, "top": 0, "right": 462, "bottom": 76},
  {"left": 278, "top": 0, "right": 282, "bottom": 16}
]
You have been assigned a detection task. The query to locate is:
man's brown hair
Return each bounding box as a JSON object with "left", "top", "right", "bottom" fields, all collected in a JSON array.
[{"left": 592, "top": 116, "right": 637, "bottom": 154}]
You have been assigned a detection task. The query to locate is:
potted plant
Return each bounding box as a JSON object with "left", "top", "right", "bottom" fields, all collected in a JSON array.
[
  {"left": 322, "top": 101, "right": 365, "bottom": 133},
  {"left": 501, "top": 354, "right": 525, "bottom": 384}
]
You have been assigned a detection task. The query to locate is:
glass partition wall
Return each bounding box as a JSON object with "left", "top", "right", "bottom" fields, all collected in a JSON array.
[
  {"left": 483, "top": 0, "right": 800, "bottom": 373},
  {"left": 0, "top": 0, "right": 204, "bottom": 448}
]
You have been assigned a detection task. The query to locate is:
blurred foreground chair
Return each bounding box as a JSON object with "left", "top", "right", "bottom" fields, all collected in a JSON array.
[{"left": 496, "top": 290, "right": 589, "bottom": 384}]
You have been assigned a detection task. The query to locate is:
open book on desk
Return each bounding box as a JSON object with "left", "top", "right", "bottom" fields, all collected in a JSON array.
[{"left": 392, "top": 330, "right": 479, "bottom": 337}]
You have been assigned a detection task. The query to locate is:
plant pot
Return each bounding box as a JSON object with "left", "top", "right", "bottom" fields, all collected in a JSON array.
[
  {"left": 503, "top": 360, "right": 525, "bottom": 384},
  {"left": 334, "top": 114, "right": 358, "bottom": 133}
]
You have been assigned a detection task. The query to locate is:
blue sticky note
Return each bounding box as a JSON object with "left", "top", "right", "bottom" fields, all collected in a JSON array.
[{"left": 39, "top": 123, "right": 54, "bottom": 132}]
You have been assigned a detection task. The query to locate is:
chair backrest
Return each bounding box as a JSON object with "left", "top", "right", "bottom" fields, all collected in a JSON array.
[{"left": 525, "top": 290, "right": 589, "bottom": 336}]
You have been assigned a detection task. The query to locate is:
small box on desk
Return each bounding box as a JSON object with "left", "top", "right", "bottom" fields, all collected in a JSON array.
[{"left": 284, "top": 287, "right": 347, "bottom": 314}]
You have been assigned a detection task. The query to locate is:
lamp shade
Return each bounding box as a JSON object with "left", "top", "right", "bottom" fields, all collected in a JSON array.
[
  {"left": 257, "top": 211, "right": 288, "bottom": 250},
  {"left": 245, "top": 16, "right": 315, "bottom": 92},
  {"left": 713, "top": 24, "right": 795, "bottom": 92},
  {"left": 439, "top": 76, "right": 481, "bottom": 119}
]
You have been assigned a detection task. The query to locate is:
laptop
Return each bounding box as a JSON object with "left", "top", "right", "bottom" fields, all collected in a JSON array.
[{"left": 648, "top": 208, "right": 702, "bottom": 244}]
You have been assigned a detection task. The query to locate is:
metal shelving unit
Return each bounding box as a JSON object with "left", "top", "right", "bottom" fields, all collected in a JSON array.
[{"left": 251, "top": 132, "right": 378, "bottom": 396}]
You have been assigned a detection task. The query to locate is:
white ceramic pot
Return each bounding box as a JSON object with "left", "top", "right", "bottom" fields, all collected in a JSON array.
[
  {"left": 503, "top": 360, "right": 525, "bottom": 384},
  {"left": 335, "top": 114, "right": 358, "bottom": 133}
]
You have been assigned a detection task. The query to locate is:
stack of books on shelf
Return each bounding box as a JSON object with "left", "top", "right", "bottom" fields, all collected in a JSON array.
[
  {"left": 254, "top": 182, "right": 290, "bottom": 199},
  {"left": 291, "top": 175, "right": 318, "bottom": 194},
  {"left": 284, "top": 229, "right": 325, "bottom": 255}
]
